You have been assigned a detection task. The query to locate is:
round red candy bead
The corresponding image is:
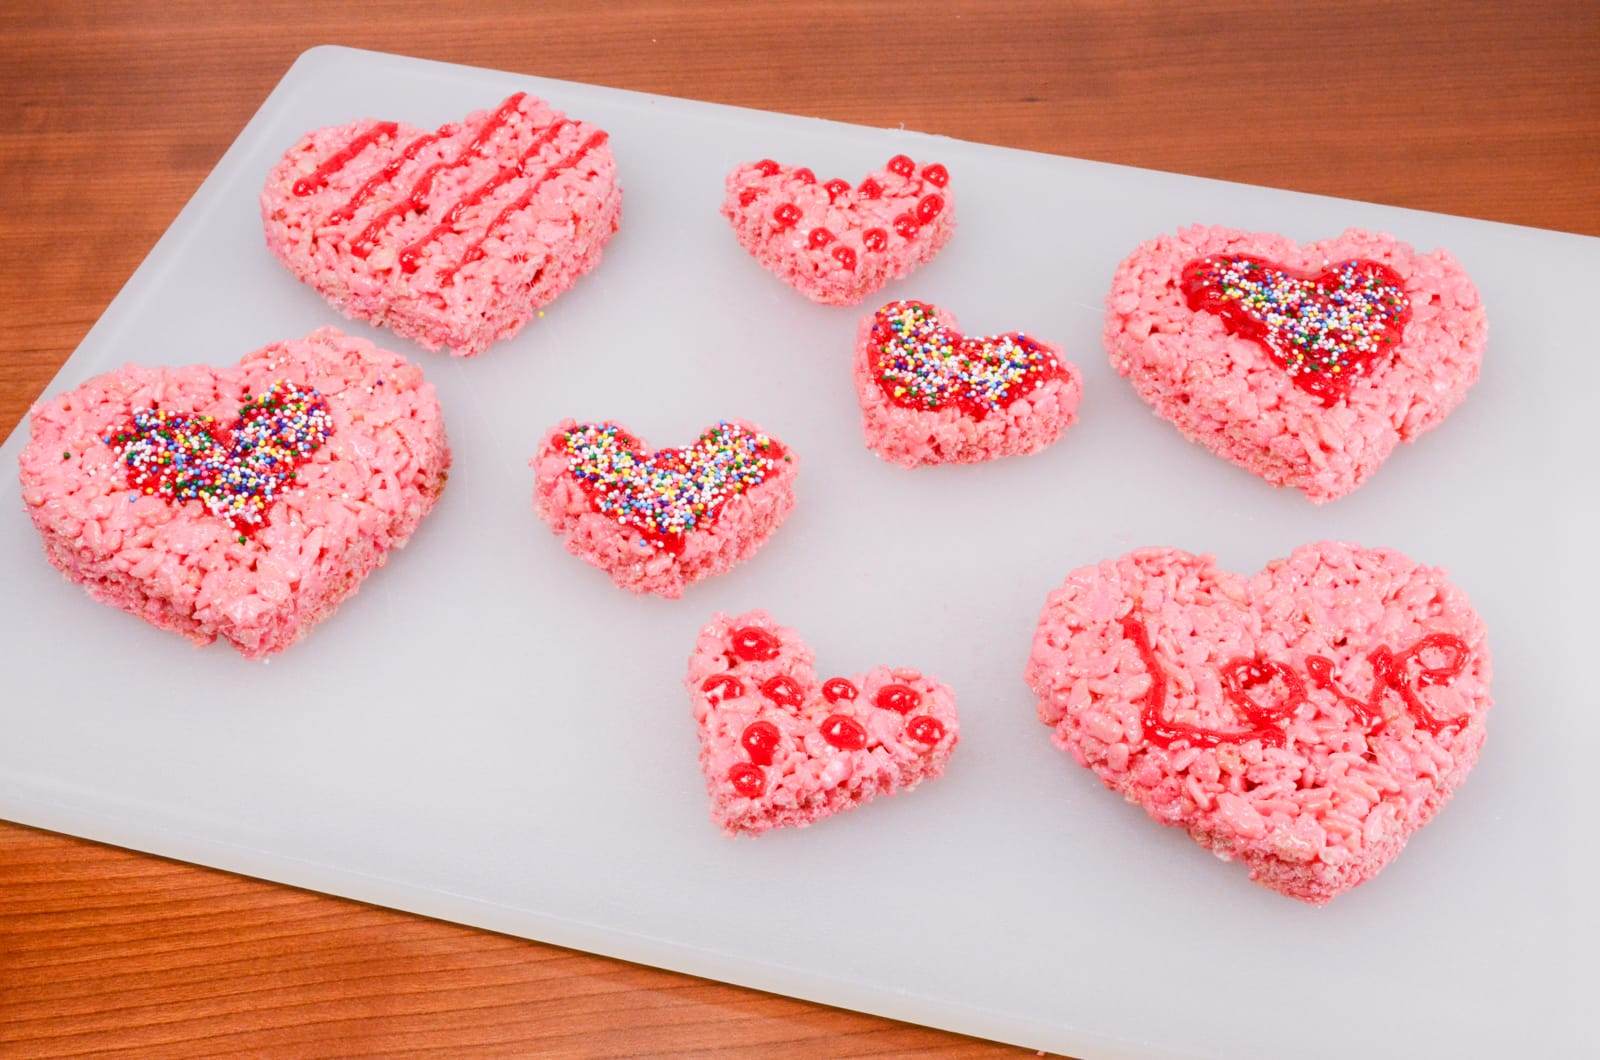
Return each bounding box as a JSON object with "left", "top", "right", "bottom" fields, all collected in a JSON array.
[
  {"left": 893, "top": 213, "right": 920, "bottom": 239},
  {"left": 701, "top": 674, "right": 745, "bottom": 702},
  {"left": 920, "top": 163, "right": 949, "bottom": 187},
  {"left": 772, "top": 202, "right": 801, "bottom": 229},
  {"left": 822, "top": 677, "right": 859, "bottom": 703},
  {"left": 863, "top": 228, "right": 888, "bottom": 251},
  {"left": 887, "top": 154, "right": 915, "bottom": 177},
  {"left": 741, "top": 720, "right": 781, "bottom": 766},
  {"left": 915, "top": 194, "right": 943, "bottom": 224},
  {"left": 808, "top": 227, "right": 835, "bottom": 249},
  {"left": 760, "top": 675, "right": 805, "bottom": 710},
  {"left": 729, "top": 762, "right": 766, "bottom": 796},
  {"left": 906, "top": 716, "right": 945, "bottom": 745},
  {"left": 730, "top": 626, "right": 781, "bottom": 661},
  {"left": 874, "top": 683, "right": 921, "bottom": 714},
  {"left": 832, "top": 246, "right": 857, "bottom": 270},
  {"left": 820, "top": 714, "right": 869, "bottom": 751}
]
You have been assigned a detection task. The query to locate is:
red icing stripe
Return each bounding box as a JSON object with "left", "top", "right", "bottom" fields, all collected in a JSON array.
[
  {"left": 324, "top": 128, "right": 449, "bottom": 226},
  {"left": 437, "top": 129, "right": 610, "bottom": 284},
  {"left": 293, "top": 121, "right": 398, "bottom": 197},
  {"left": 347, "top": 93, "right": 528, "bottom": 258}
]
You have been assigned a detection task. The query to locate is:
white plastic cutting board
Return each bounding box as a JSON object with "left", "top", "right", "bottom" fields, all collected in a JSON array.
[{"left": 2, "top": 46, "right": 1596, "bottom": 1058}]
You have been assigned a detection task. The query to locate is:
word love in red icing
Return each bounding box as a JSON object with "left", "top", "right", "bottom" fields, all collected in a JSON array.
[
  {"left": 871, "top": 300, "right": 1064, "bottom": 418},
  {"left": 1179, "top": 255, "right": 1412, "bottom": 406},
  {"left": 1121, "top": 616, "right": 1470, "bottom": 748}
]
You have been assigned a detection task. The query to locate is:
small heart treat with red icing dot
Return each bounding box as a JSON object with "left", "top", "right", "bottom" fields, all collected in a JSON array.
[
  {"left": 689, "top": 611, "right": 960, "bottom": 835},
  {"left": 1025, "top": 542, "right": 1492, "bottom": 903},
  {"left": 18, "top": 327, "right": 450, "bottom": 658},
  {"left": 855, "top": 299, "right": 1083, "bottom": 466},
  {"left": 1104, "top": 226, "right": 1486, "bottom": 502},
  {"left": 532, "top": 420, "right": 796, "bottom": 598},
  {"left": 722, "top": 154, "right": 954, "bottom": 305},
  {"left": 262, "top": 93, "right": 621, "bottom": 357}
]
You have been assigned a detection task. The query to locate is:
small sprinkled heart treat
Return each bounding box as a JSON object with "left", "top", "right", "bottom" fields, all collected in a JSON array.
[
  {"left": 688, "top": 611, "right": 960, "bottom": 835},
  {"left": 722, "top": 154, "right": 953, "bottom": 305},
  {"left": 1105, "top": 226, "right": 1486, "bottom": 501},
  {"left": 855, "top": 299, "right": 1082, "bottom": 466},
  {"left": 1025, "top": 542, "right": 1492, "bottom": 904},
  {"left": 18, "top": 327, "right": 450, "bottom": 658},
  {"left": 532, "top": 420, "right": 796, "bottom": 597},
  {"left": 262, "top": 92, "right": 621, "bottom": 357}
]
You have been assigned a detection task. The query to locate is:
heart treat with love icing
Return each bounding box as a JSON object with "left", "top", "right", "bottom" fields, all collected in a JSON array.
[
  {"left": 262, "top": 93, "right": 622, "bottom": 357},
  {"left": 1105, "top": 226, "right": 1486, "bottom": 502},
  {"left": 689, "top": 610, "right": 960, "bottom": 835},
  {"left": 1025, "top": 542, "right": 1492, "bottom": 904},
  {"left": 855, "top": 299, "right": 1083, "bottom": 466},
  {"left": 722, "top": 154, "right": 954, "bottom": 305},
  {"left": 18, "top": 328, "right": 451, "bottom": 657},
  {"left": 532, "top": 420, "right": 796, "bottom": 597}
]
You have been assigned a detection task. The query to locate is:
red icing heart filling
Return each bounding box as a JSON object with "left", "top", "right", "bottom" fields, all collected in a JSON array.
[
  {"left": 869, "top": 300, "right": 1064, "bottom": 418},
  {"left": 1179, "top": 255, "right": 1411, "bottom": 406}
]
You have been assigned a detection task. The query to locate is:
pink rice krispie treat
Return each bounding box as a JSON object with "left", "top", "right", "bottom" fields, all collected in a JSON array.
[
  {"left": 1104, "top": 226, "right": 1486, "bottom": 501},
  {"left": 721, "top": 154, "right": 953, "bottom": 305},
  {"left": 1025, "top": 542, "right": 1492, "bottom": 904},
  {"left": 855, "top": 299, "right": 1082, "bottom": 466},
  {"left": 688, "top": 611, "right": 960, "bottom": 835},
  {"left": 262, "top": 92, "right": 622, "bottom": 357},
  {"left": 533, "top": 420, "right": 796, "bottom": 598},
  {"left": 18, "top": 327, "right": 450, "bottom": 658}
]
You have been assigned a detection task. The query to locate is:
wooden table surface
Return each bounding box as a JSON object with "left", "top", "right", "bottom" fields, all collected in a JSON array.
[{"left": 2, "top": 2, "right": 1595, "bottom": 1055}]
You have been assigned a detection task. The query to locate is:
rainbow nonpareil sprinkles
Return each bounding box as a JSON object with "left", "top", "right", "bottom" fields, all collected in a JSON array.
[
  {"left": 871, "top": 300, "right": 1062, "bottom": 417},
  {"left": 1179, "top": 255, "right": 1412, "bottom": 405},
  {"left": 557, "top": 422, "right": 787, "bottom": 552},
  {"left": 105, "top": 380, "right": 334, "bottom": 538}
]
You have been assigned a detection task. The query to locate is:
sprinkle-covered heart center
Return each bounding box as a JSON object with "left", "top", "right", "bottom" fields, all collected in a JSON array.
[
  {"left": 105, "top": 380, "right": 334, "bottom": 539},
  {"left": 870, "top": 300, "right": 1064, "bottom": 417},
  {"left": 556, "top": 422, "right": 788, "bottom": 553},
  {"left": 1179, "top": 255, "right": 1411, "bottom": 406}
]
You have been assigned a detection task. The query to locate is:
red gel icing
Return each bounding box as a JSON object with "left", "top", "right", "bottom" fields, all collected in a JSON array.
[
  {"left": 906, "top": 716, "right": 945, "bottom": 745},
  {"left": 858, "top": 178, "right": 883, "bottom": 199},
  {"left": 915, "top": 194, "right": 943, "bottom": 224},
  {"left": 754, "top": 159, "right": 780, "bottom": 176},
  {"left": 792, "top": 167, "right": 816, "bottom": 184},
  {"left": 1306, "top": 633, "right": 1472, "bottom": 735},
  {"left": 820, "top": 714, "right": 869, "bottom": 751},
  {"left": 892, "top": 213, "right": 919, "bottom": 240},
  {"left": 808, "top": 227, "right": 834, "bottom": 249},
  {"left": 701, "top": 674, "right": 745, "bottom": 702},
  {"left": 921, "top": 163, "right": 949, "bottom": 187},
  {"left": 1123, "top": 616, "right": 1288, "bottom": 749},
  {"left": 730, "top": 626, "right": 781, "bottom": 661},
  {"left": 874, "top": 684, "right": 920, "bottom": 714},
  {"left": 325, "top": 128, "right": 446, "bottom": 225},
  {"left": 741, "top": 721, "right": 781, "bottom": 766},
  {"left": 738, "top": 187, "right": 759, "bottom": 207},
  {"left": 823, "top": 178, "right": 851, "bottom": 202},
  {"left": 773, "top": 202, "right": 801, "bottom": 229},
  {"left": 832, "top": 246, "right": 857, "bottom": 271},
  {"left": 293, "top": 121, "right": 398, "bottom": 197},
  {"left": 887, "top": 154, "right": 915, "bottom": 177},
  {"left": 729, "top": 762, "right": 766, "bottom": 797},
  {"left": 760, "top": 675, "right": 805, "bottom": 710},
  {"left": 863, "top": 228, "right": 888, "bottom": 252},
  {"left": 822, "top": 678, "right": 858, "bottom": 703}
]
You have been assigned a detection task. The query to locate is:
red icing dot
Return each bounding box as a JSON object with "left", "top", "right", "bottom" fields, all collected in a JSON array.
[
  {"left": 906, "top": 715, "right": 945, "bottom": 745},
  {"left": 887, "top": 154, "right": 915, "bottom": 177},
  {"left": 822, "top": 677, "right": 859, "bottom": 703},
  {"left": 730, "top": 626, "right": 781, "bottom": 661},
  {"left": 832, "top": 246, "right": 857, "bottom": 271},
  {"left": 820, "top": 714, "right": 869, "bottom": 751},
  {"left": 738, "top": 188, "right": 759, "bottom": 207},
  {"left": 729, "top": 762, "right": 766, "bottom": 797},
  {"left": 863, "top": 228, "right": 888, "bottom": 252},
  {"left": 760, "top": 675, "right": 805, "bottom": 710},
  {"left": 858, "top": 177, "right": 883, "bottom": 199},
  {"left": 772, "top": 202, "right": 801, "bottom": 229},
  {"left": 701, "top": 674, "right": 745, "bottom": 702},
  {"left": 823, "top": 178, "right": 851, "bottom": 202},
  {"left": 921, "top": 163, "right": 949, "bottom": 187},
  {"left": 754, "top": 159, "right": 780, "bottom": 176},
  {"left": 808, "top": 227, "right": 835, "bottom": 249},
  {"left": 874, "top": 684, "right": 921, "bottom": 714},
  {"left": 793, "top": 167, "right": 816, "bottom": 184},
  {"left": 893, "top": 213, "right": 920, "bottom": 239},
  {"left": 915, "top": 194, "right": 944, "bottom": 224},
  {"left": 741, "top": 721, "right": 781, "bottom": 766}
]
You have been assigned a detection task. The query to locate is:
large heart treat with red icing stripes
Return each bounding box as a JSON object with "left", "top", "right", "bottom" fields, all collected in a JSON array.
[
  {"left": 689, "top": 611, "right": 960, "bottom": 835},
  {"left": 1104, "top": 226, "right": 1486, "bottom": 501},
  {"left": 1025, "top": 542, "right": 1492, "bottom": 903},
  {"left": 855, "top": 299, "right": 1082, "bottom": 466},
  {"left": 262, "top": 93, "right": 621, "bottom": 357},
  {"left": 18, "top": 327, "right": 450, "bottom": 657},
  {"left": 722, "top": 154, "right": 954, "bottom": 305},
  {"left": 533, "top": 420, "right": 796, "bottom": 598}
]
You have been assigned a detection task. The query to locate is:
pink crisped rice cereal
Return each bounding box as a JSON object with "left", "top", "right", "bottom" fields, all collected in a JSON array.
[
  {"left": 1104, "top": 226, "right": 1486, "bottom": 502},
  {"left": 854, "top": 299, "right": 1082, "bottom": 467},
  {"left": 721, "top": 154, "right": 953, "bottom": 305},
  {"left": 261, "top": 93, "right": 622, "bottom": 357},
  {"left": 1025, "top": 542, "right": 1492, "bottom": 904},
  {"left": 532, "top": 420, "right": 797, "bottom": 598},
  {"left": 18, "top": 327, "right": 450, "bottom": 658},
  {"left": 688, "top": 611, "right": 960, "bottom": 836}
]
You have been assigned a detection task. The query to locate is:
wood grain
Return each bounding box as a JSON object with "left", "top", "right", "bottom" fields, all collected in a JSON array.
[{"left": 1, "top": 1, "right": 1595, "bottom": 1055}]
